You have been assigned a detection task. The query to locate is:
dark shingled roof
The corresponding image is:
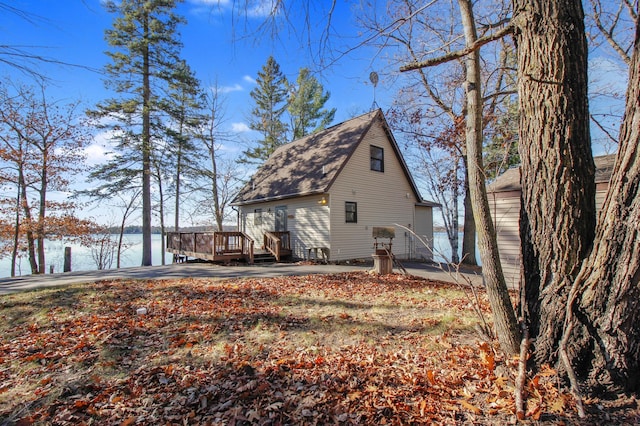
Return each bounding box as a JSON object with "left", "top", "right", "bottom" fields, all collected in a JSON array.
[
  {"left": 231, "top": 109, "right": 437, "bottom": 207},
  {"left": 488, "top": 154, "right": 617, "bottom": 193}
]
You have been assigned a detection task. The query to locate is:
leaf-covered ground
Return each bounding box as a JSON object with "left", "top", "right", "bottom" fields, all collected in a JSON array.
[{"left": 0, "top": 272, "right": 637, "bottom": 425}]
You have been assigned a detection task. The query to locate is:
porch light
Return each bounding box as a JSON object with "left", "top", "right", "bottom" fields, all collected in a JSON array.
[{"left": 318, "top": 196, "right": 327, "bottom": 205}]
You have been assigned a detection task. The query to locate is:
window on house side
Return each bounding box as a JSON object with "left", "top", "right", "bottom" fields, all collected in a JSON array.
[
  {"left": 370, "top": 145, "right": 384, "bottom": 172},
  {"left": 345, "top": 202, "right": 357, "bottom": 223},
  {"left": 254, "top": 208, "right": 263, "bottom": 225}
]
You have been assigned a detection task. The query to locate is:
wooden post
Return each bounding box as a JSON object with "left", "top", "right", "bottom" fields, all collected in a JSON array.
[
  {"left": 64, "top": 247, "right": 71, "bottom": 272},
  {"left": 372, "top": 254, "right": 393, "bottom": 274}
]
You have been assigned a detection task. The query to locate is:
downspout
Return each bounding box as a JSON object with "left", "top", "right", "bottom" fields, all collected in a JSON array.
[{"left": 232, "top": 206, "right": 241, "bottom": 233}]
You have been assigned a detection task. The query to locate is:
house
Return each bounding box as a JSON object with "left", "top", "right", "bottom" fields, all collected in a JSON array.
[
  {"left": 488, "top": 154, "right": 616, "bottom": 289},
  {"left": 230, "top": 109, "right": 439, "bottom": 262}
]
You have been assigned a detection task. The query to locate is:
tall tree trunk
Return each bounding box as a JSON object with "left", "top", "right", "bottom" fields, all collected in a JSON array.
[
  {"left": 37, "top": 157, "right": 47, "bottom": 274},
  {"left": 513, "top": 0, "right": 596, "bottom": 367},
  {"left": 11, "top": 174, "right": 22, "bottom": 277},
  {"left": 19, "top": 167, "right": 38, "bottom": 274},
  {"left": 141, "top": 12, "right": 152, "bottom": 267},
  {"left": 564, "top": 18, "right": 640, "bottom": 395},
  {"left": 461, "top": 159, "right": 477, "bottom": 266},
  {"left": 117, "top": 215, "right": 126, "bottom": 269},
  {"left": 211, "top": 148, "right": 223, "bottom": 231},
  {"left": 174, "top": 143, "right": 182, "bottom": 233},
  {"left": 459, "top": 0, "right": 520, "bottom": 354},
  {"left": 157, "top": 166, "right": 166, "bottom": 266},
  {"left": 448, "top": 157, "right": 460, "bottom": 264}
]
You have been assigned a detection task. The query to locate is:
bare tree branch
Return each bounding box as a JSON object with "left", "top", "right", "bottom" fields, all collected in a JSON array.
[
  {"left": 400, "top": 23, "right": 514, "bottom": 72},
  {"left": 590, "top": 113, "right": 620, "bottom": 145},
  {"left": 589, "top": 0, "right": 634, "bottom": 64}
]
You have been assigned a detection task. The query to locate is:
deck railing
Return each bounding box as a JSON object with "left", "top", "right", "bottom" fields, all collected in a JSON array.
[
  {"left": 166, "top": 231, "right": 254, "bottom": 263},
  {"left": 263, "top": 231, "right": 291, "bottom": 261}
]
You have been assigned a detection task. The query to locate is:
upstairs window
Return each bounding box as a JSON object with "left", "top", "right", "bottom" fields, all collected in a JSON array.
[
  {"left": 370, "top": 145, "right": 384, "bottom": 172},
  {"left": 345, "top": 202, "right": 358, "bottom": 223}
]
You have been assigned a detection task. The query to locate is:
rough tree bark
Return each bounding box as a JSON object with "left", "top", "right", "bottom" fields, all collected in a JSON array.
[
  {"left": 461, "top": 157, "right": 477, "bottom": 266},
  {"left": 513, "top": 0, "right": 596, "bottom": 367},
  {"left": 459, "top": 0, "right": 520, "bottom": 355},
  {"left": 563, "top": 17, "right": 640, "bottom": 395},
  {"left": 141, "top": 11, "right": 153, "bottom": 267}
]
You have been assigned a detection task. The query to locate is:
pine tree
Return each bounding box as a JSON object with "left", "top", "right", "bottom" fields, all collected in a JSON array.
[
  {"left": 88, "top": 0, "right": 185, "bottom": 266},
  {"left": 240, "top": 56, "right": 289, "bottom": 164},
  {"left": 287, "top": 68, "right": 336, "bottom": 140},
  {"left": 162, "top": 60, "right": 205, "bottom": 233}
]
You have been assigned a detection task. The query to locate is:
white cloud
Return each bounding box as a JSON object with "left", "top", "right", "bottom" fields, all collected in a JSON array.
[
  {"left": 84, "top": 129, "right": 120, "bottom": 165},
  {"left": 243, "top": 75, "right": 257, "bottom": 85},
  {"left": 246, "top": 0, "right": 279, "bottom": 18},
  {"left": 84, "top": 143, "right": 114, "bottom": 166},
  {"left": 218, "top": 83, "right": 243, "bottom": 94},
  {"left": 188, "top": 0, "right": 230, "bottom": 6},
  {"left": 186, "top": 0, "right": 278, "bottom": 18},
  {"left": 231, "top": 122, "right": 251, "bottom": 133}
]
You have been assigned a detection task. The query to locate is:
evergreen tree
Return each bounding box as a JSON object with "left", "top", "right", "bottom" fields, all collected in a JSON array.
[
  {"left": 287, "top": 68, "right": 336, "bottom": 140},
  {"left": 162, "top": 60, "right": 205, "bottom": 233},
  {"left": 88, "top": 0, "right": 185, "bottom": 266},
  {"left": 240, "top": 56, "right": 289, "bottom": 164}
]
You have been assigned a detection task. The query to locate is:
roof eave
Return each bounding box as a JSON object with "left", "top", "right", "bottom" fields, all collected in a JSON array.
[
  {"left": 231, "top": 189, "right": 327, "bottom": 207},
  {"left": 416, "top": 201, "right": 441, "bottom": 208}
]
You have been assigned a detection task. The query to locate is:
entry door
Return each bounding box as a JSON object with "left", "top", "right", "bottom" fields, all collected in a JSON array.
[{"left": 275, "top": 206, "right": 287, "bottom": 231}]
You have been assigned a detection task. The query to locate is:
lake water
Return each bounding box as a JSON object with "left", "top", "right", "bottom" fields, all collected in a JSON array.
[
  {"left": 0, "top": 234, "right": 174, "bottom": 278},
  {"left": 0, "top": 232, "right": 473, "bottom": 278}
]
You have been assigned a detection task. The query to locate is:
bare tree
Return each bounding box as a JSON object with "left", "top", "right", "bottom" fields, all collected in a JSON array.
[
  {"left": 0, "top": 79, "right": 91, "bottom": 275},
  {"left": 194, "top": 84, "right": 243, "bottom": 231},
  {"left": 457, "top": 0, "right": 520, "bottom": 354},
  {"left": 363, "top": 0, "right": 517, "bottom": 267}
]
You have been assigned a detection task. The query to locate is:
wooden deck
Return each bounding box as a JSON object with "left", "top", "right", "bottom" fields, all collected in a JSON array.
[
  {"left": 166, "top": 231, "right": 292, "bottom": 263},
  {"left": 166, "top": 231, "right": 255, "bottom": 263}
]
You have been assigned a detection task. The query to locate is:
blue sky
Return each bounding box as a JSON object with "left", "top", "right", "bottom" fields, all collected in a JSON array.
[
  {"left": 3, "top": 0, "right": 386, "bottom": 154},
  {"left": 3, "top": 0, "right": 629, "bottom": 162},
  {"left": 1, "top": 0, "right": 631, "bottom": 228}
]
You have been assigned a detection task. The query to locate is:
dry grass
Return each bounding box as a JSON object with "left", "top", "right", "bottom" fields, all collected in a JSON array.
[{"left": 0, "top": 272, "right": 634, "bottom": 425}]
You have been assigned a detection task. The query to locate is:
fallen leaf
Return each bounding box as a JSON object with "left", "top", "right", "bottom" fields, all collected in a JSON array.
[
  {"left": 120, "top": 417, "right": 136, "bottom": 426},
  {"left": 460, "top": 400, "right": 482, "bottom": 415}
]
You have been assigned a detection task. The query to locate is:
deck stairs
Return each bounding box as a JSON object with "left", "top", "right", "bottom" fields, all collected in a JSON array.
[{"left": 253, "top": 249, "right": 277, "bottom": 263}]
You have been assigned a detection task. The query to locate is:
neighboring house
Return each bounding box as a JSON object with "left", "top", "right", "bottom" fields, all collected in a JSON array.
[
  {"left": 488, "top": 154, "right": 616, "bottom": 289},
  {"left": 231, "top": 109, "right": 439, "bottom": 262}
]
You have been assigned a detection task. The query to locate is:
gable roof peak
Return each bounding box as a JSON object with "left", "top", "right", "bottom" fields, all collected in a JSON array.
[{"left": 231, "top": 109, "right": 430, "bottom": 206}]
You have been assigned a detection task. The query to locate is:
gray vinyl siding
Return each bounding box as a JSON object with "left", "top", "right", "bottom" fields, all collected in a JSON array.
[
  {"left": 489, "top": 192, "right": 522, "bottom": 289},
  {"left": 490, "top": 187, "right": 609, "bottom": 290},
  {"left": 328, "top": 121, "right": 419, "bottom": 261},
  {"left": 414, "top": 206, "right": 435, "bottom": 261}
]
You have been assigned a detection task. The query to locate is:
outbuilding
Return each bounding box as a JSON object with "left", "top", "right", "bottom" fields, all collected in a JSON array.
[{"left": 488, "top": 154, "right": 616, "bottom": 288}]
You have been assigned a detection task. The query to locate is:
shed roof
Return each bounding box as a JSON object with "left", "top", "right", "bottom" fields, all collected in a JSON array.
[
  {"left": 487, "top": 154, "right": 616, "bottom": 193},
  {"left": 232, "top": 109, "right": 436, "bottom": 207}
]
